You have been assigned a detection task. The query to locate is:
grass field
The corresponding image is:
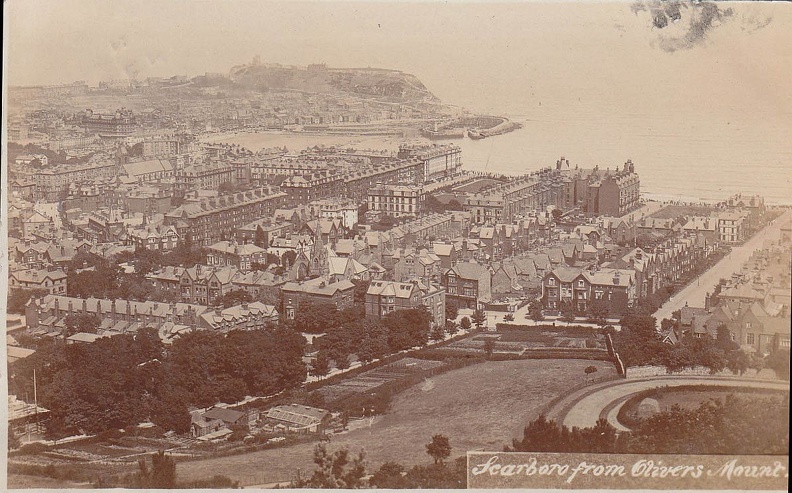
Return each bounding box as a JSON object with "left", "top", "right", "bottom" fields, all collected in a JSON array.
[
  {"left": 174, "top": 359, "right": 617, "bottom": 486},
  {"left": 7, "top": 474, "right": 88, "bottom": 489},
  {"left": 452, "top": 178, "right": 503, "bottom": 193},
  {"left": 649, "top": 204, "right": 716, "bottom": 219}
]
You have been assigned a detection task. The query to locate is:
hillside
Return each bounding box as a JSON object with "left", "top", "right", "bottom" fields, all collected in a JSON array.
[{"left": 226, "top": 62, "right": 438, "bottom": 103}]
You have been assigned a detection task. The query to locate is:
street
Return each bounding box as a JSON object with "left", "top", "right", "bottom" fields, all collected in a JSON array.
[{"left": 653, "top": 209, "right": 791, "bottom": 324}]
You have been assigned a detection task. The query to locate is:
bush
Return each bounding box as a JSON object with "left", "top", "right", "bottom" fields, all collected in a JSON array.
[
  {"left": 12, "top": 442, "right": 50, "bottom": 456},
  {"left": 179, "top": 475, "right": 240, "bottom": 489}
]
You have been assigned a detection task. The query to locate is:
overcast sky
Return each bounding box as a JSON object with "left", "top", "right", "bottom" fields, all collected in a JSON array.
[{"left": 4, "top": 0, "right": 792, "bottom": 119}]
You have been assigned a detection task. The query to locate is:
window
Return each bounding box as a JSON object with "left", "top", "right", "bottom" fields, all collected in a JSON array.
[
  {"left": 746, "top": 333, "right": 755, "bottom": 345},
  {"left": 548, "top": 278, "right": 555, "bottom": 286},
  {"left": 745, "top": 322, "right": 752, "bottom": 329}
]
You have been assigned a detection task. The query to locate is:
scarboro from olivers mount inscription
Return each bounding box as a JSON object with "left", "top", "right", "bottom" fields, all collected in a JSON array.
[{"left": 467, "top": 452, "right": 789, "bottom": 490}]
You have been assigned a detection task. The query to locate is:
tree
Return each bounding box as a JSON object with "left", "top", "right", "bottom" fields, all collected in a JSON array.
[
  {"left": 219, "top": 289, "right": 253, "bottom": 308},
  {"left": 369, "top": 462, "right": 407, "bottom": 489},
  {"left": 529, "top": 306, "right": 544, "bottom": 322},
  {"left": 560, "top": 302, "right": 576, "bottom": 323},
  {"left": 8, "top": 288, "right": 48, "bottom": 314},
  {"left": 383, "top": 308, "right": 432, "bottom": 351},
  {"left": 503, "top": 313, "right": 515, "bottom": 322},
  {"left": 482, "top": 338, "right": 496, "bottom": 359},
  {"left": 460, "top": 317, "right": 472, "bottom": 331},
  {"left": 63, "top": 313, "right": 100, "bottom": 337},
  {"left": 430, "top": 324, "right": 446, "bottom": 342},
  {"left": 218, "top": 181, "right": 238, "bottom": 194},
  {"left": 310, "top": 352, "right": 331, "bottom": 379},
  {"left": 403, "top": 457, "right": 467, "bottom": 489},
  {"left": 282, "top": 250, "right": 297, "bottom": 268},
  {"left": 444, "top": 301, "right": 458, "bottom": 322},
  {"left": 588, "top": 300, "right": 609, "bottom": 327},
  {"left": 44, "top": 416, "right": 69, "bottom": 445},
  {"left": 471, "top": 309, "right": 486, "bottom": 329},
  {"left": 584, "top": 365, "right": 598, "bottom": 382},
  {"left": 296, "top": 444, "right": 366, "bottom": 489},
  {"left": 445, "top": 320, "right": 459, "bottom": 336},
  {"left": 508, "top": 415, "right": 571, "bottom": 452},
  {"left": 295, "top": 300, "right": 339, "bottom": 334},
  {"left": 352, "top": 280, "right": 371, "bottom": 304},
  {"left": 426, "top": 434, "right": 452, "bottom": 465},
  {"left": 551, "top": 208, "right": 563, "bottom": 222},
  {"left": 136, "top": 451, "right": 176, "bottom": 489},
  {"left": 766, "top": 349, "right": 790, "bottom": 380},
  {"left": 716, "top": 325, "right": 739, "bottom": 352}
]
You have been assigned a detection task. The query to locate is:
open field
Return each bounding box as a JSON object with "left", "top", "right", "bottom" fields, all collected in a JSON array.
[
  {"left": 451, "top": 178, "right": 503, "bottom": 193},
  {"left": 7, "top": 474, "right": 88, "bottom": 489},
  {"left": 649, "top": 204, "right": 716, "bottom": 219},
  {"left": 318, "top": 357, "right": 444, "bottom": 402},
  {"left": 174, "top": 359, "right": 617, "bottom": 486},
  {"left": 444, "top": 326, "right": 607, "bottom": 354}
]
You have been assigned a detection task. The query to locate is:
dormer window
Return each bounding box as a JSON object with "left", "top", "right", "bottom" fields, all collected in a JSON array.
[{"left": 548, "top": 278, "right": 556, "bottom": 286}]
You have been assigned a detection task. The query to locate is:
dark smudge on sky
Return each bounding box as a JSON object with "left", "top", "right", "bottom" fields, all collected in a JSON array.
[{"left": 631, "top": 0, "right": 771, "bottom": 53}]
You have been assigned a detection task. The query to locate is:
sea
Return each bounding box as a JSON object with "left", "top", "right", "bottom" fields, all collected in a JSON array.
[{"left": 202, "top": 113, "right": 792, "bottom": 206}]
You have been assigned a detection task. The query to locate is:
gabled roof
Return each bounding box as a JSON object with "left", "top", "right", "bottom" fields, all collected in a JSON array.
[
  {"left": 123, "top": 158, "right": 173, "bottom": 178},
  {"left": 680, "top": 306, "right": 708, "bottom": 326},
  {"left": 548, "top": 266, "right": 581, "bottom": 283},
  {"left": 547, "top": 248, "right": 565, "bottom": 265},
  {"left": 203, "top": 408, "right": 245, "bottom": 423},
  {"left": 282, "top": 279, "right": 355, "bottom": 296},
  {"left": 582, "top": 268, "right": 634, "bottom": 287},
  {"left": 447, "top": 262, "right": 490, "bottom": 281},
  {"left": 432, "top": 242, "right": 455, "bottom": 257},
  {"left": 367, "top": 280, "right": 416, "bottom": 299},
  {"left": 67, "top": 332, "right": 104, "bottom": 343},
  {"left": 10, "top": 268, "right": 67, "bottom": 284},
  {"left": 208, "top": 241, "right": 266, "bottom": 256},
  {"left": 266, "top": 404, "right": 330, "bottom": 426},
  {"left": 757, "top": 316, "right": 792, "bottom": 336},
  {"left": 721, "top": 283, "right": 763, "bottom": 300},
  {"left": 478, "top": 227, "right": 494, "bottom": 240}
]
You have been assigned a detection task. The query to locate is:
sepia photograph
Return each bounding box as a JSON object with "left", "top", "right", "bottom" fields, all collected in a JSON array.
[{"left": 2, "top": 0, "right": 790, "bottom": 490}]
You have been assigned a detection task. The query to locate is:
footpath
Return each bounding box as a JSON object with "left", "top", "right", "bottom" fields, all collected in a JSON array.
[{"left": 541, "top": 375, "right": 789, "bottom": 432}]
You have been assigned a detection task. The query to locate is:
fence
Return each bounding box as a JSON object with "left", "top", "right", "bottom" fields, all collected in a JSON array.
[{"left": 625, "top": 365, "right": 783, "bottom": 380}]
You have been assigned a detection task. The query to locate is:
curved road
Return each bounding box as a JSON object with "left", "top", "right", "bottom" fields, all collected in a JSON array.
[
  {"left": 560, "top": 377, "right": 789, "bottom": 430},
  {"left": 654, "top": 209, "right": 791, "bottom": 324}
]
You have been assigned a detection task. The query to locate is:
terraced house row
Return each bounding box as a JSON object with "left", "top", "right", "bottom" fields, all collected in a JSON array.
[{"left": 164, "top": 187, "right": 287, "bottom": 246}]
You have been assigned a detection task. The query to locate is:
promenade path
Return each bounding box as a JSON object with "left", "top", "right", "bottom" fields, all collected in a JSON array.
[
  {"left": 546, "top": 376, "right": 789, "bottom": 431},
  {"left": 653, "top": 209, "right": 791, "bottom": 325}
]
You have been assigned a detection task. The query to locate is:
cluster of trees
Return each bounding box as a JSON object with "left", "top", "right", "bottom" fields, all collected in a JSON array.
[
  {"left": 65, "top": 249, "right": 285, "bottom": 308},
  {"left": 8, "top": 326, "right": 307, "bottom": 438},
  {"left": 612, "top": 312, "right": 761, "bottom": 376},
  {"left": 424, "top": 194, "right": 463, "bottom": 214},
  {"left": 299, "top": 302, "right": 433, "bottom": 374},
  {"left": 7, "top": 142, "right": 94, "bottom": 167},
  {"left": 7, "top": 288, "right": 49, "bottom": 314},
  {"left": 295, "top": 435, "right": 465, "bottom": 489},
  {"left": 66, "top": 252, "right": 180, "bottom": 303},
  {"left": 509, "top": 393, "right": 788, "bottom": 455},
  {"left": 122, "top": 451, "right": 238, "bottom": 489},
  {"left": 114, "top": 245, "right": 207, "bottom": 275}
]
